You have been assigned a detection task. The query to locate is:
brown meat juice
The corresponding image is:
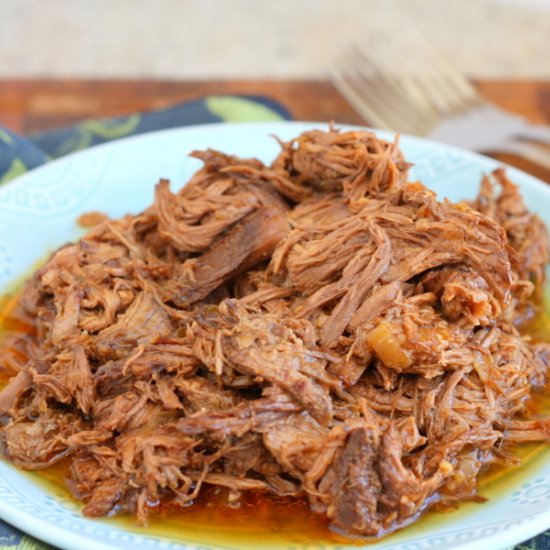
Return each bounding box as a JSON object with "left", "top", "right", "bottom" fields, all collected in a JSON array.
[{"left": 1, "top": 291, "right": 550, "bottom": 547}]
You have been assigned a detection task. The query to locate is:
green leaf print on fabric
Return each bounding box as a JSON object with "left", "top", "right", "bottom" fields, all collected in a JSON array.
[
  {"left": 205, "top": 95, "right": 285, "bottom": 122},
  {"left": 0, "top": 159, "right": 28, "bottom": 186},
  {"left": 0, "top": 129, "right": 15, "bottom": 145},
  {"left": 55, "top": 114, "right": 142, "bottom": 156}
]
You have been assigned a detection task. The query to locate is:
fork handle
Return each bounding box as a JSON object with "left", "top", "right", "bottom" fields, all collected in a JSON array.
[
  {"left": 496, "top": 141, "right": 550, "bottom": 171},
  {"left": 517, "top": 122, "right": 550, "bottom": 145}
]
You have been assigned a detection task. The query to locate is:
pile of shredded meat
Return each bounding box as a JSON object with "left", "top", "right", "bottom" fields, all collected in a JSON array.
[{"left": 1, "top": 128, "right": 550, "bottom": 538}]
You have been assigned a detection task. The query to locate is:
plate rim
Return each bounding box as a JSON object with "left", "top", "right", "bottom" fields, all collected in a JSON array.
[{"left": 3, "top": 120, "right": 550, "bottom": 197}]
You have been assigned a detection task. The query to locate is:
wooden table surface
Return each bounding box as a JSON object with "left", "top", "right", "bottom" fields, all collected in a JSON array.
[{"left": 0, "top": 79, "right": 549, "bottom": 182}]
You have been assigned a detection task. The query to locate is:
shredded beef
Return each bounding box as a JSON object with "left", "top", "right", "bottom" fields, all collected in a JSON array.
[{"left": 1, "top": 127, "right": 549, "bottom": 539}]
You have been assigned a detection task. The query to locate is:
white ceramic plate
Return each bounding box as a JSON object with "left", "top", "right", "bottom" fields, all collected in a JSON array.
[{"left": 1, "top": 121, "right": 550, "bottom": 550}]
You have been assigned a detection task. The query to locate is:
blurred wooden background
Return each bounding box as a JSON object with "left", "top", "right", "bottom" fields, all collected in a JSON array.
[{"left": 0, "top": 79, "right": 549, "bottom": 182}]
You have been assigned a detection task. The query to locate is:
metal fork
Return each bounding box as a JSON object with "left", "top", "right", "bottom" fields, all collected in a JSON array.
[{"left": 329, "top": 28, "right": 550, "bottom": 169}]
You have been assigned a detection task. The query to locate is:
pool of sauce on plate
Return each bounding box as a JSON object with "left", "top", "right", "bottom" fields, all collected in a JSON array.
[
  {"left": 35, "top": 466, "right": 356, "bottom": 548},
  {"left": 2, "top": 289, "right": 550, "bottom": 547}
]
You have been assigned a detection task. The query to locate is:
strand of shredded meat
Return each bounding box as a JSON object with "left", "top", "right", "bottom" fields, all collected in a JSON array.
[{"left": 0, "top": 127, "right": 549, "bottom": 538}]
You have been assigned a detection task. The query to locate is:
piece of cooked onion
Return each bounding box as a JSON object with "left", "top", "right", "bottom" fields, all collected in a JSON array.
[{"left": 366, "top": 321, "right": 412, "bottom": 370}]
